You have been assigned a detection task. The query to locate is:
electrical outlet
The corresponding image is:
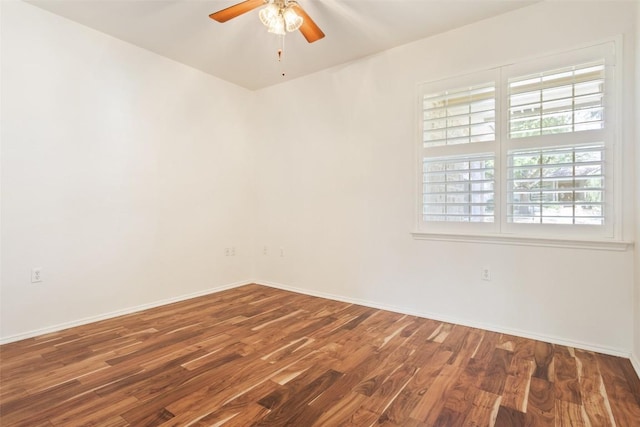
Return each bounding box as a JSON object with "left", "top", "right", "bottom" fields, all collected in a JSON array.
[
  {"left": 263, "top": 246, "right": 268, "bottom": 255},
  {"left": 224, "top": 248, "right": 230, "bottom": 256},
  {"left": 481, "top": 267, "right": 491, "bottom": 281},
  {"left": 31, "top": 268, "right": 42, "bottom": 283},
  {"left": 230, "top": 247, "right": 236, "bottom": 256},
  {"left": 280, "top": 247, "right": 284, "bottom": 257}
]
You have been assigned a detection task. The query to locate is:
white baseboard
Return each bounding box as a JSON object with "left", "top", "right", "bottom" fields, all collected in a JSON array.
[
  {"left": 0, "top": 280, "right": 252, "bottom": 345},
  {"left": 257, "top": 280, "right": 631, "bottom": 359},
  {"left": 2, "top": 279, "right": 633, "bottom": 363}
]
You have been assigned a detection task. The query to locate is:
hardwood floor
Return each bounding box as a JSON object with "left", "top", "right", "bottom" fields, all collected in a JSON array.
[{"left": 1, "top": 284, "right": 639, "bottom": 426}]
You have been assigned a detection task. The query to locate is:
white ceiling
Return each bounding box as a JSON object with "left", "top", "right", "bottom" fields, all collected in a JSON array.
[{"left": 27, "top": 0, "right": 538, "bottom": 90}]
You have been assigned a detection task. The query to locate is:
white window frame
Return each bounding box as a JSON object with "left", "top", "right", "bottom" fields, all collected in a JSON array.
[{"left": 413, "top": 40, "right": 628, "bottom": 250}]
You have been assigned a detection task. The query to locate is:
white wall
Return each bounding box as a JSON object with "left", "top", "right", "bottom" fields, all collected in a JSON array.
[
  {"left": 0, "top": 1, "right": 255, "bottom": 341},
  {"left": 2, "top": 0, "right": 638, "bottom": 358},
  {"left": 254, "top": 1, "right": 637, "bottom": 355},
  {"left": 634, "top": 1, "right": 640, "bottom": 373}
]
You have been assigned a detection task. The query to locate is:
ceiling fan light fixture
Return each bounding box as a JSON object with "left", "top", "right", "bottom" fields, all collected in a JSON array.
[
  {"left": 283, "top": 7, "right": 303, "bottom": 32},
  {"left": 258, "top": 3, "right": 279, "bottom": 27},
  {"left": 267, "top": 17, "right": 287, "bottom": 36},
  {"left": 267, "top": 16, "right": 286, "bottom": 35},
  {"left": 258, "top": 0, "right": 303, "bottom": 35}
]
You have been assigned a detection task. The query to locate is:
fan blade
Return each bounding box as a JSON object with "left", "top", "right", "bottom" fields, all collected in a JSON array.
[
  {"left": 209, "top": 0, "right": 265, "bottom": 23},
  {"left": 294, "top": 4, "right": 325, "bottom": 43}
]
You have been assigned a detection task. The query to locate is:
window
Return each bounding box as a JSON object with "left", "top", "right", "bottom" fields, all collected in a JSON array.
[
  {"left": 416, "top": 42, "right": 618, "bottom": 242},
  {"left": 418, "top": 71, "right": 500, "bottom": 233}
]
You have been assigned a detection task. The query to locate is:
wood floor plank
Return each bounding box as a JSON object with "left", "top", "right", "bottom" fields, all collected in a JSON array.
[
  {"left": 374, "top": 344, "right": 448, "bottom": 425},
  {"left": 431, "top": 406, "right": 465, "bottom": 427},
  {"left": 470, "top": 329, "right": 501, "bottom": 364},
  {"left": 616, "top": 356, "right": 640, "bottom": 407},
  {"left": 479, "top": 347, "right": 513, "bottom": 395},
  {"left": 306, "top": 359, "right": 384, "bottom": 423},
  {"left": 501, "top": 358, "right": 534, "bottom": 412},
  {"left": 410, "top": 363, "right": 464, "bottom": 424},
  {"left": 533, "top": 341, "right": 555, "bottom": 381},
  {"left": 427, "top": 322, "right": 454, "bottom": 343},
  {"left": 48, "top": 394, "right": 139, "bottom": 426},
  {"left": 554, "top": 346, "right": 582, "bottom": 405},
  {"left": 0, "top": 380, "right": 90, "bottom": 426},
  {"left": 257, "top": 368, "right": 343, "bottom": 426},
  {"left": 158, "top": 357, "right": 305, "bottom": 425},
  {"left": 340, "top": 363, "right": 419, "bottom": 427},
  {"left": 443, "top": 328, "right": 483, "bottom": 367},
  {"left": 437, "top": 365, "right": 484, "bottom": 425},
  {"left": 215, "top": 403, "right": 270, "bottom": 427},
  {"left": 524, "top": 376, "right": 555, "bottom": 426},
  {"left": 596, "top": 352, "right": 640, "bottom": 426},
  {"left": 310, "top": 391, "right": 369, "bottom": 426},
  {"left": 1, "top": 284, "right": 639, "bottom": 426},
  {"left": 461, "top": 388, "right": 502, "bottom": 426},
  {"left": 494, "top": 405, "right": 526, "bottom": 427},
  {"left": 574, "top": 349, "right": 616, "bottom": 426},
  {"left": 555, "top": 399, "right": 590, "bottom": 426},
  {"left": 352, "top": 344, "right": 416, "bottom": 398}
]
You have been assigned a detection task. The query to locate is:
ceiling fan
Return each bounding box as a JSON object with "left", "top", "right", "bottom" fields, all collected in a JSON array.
[{"left": 209, "top": 0, "right": 325, "bottom": 43}]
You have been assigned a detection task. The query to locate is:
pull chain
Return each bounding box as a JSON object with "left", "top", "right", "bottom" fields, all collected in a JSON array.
[{"left": 278, "top": 34, "right": 286, "bottom": 77}]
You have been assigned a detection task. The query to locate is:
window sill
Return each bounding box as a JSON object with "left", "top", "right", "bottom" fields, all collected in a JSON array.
[{"left": 411, "top": 232, "right": 633, "bottom": 251}]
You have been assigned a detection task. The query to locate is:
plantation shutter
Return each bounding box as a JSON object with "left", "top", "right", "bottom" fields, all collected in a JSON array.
[
  {"left": 507, "top": 144, "right": 605, "bottom": 225},
  {"left": 423, "top": 83, "right": 496, "bottom": 147},
  {"left": 421, "top": 80, "right": 497, "bottom": 225},
  {"left": 508, "top": 61, "right": 605, "bottom": 139},
  {"left": 423, "top": 154, "right": 495, "bottom": 223}
]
